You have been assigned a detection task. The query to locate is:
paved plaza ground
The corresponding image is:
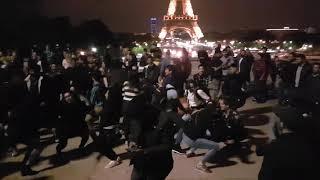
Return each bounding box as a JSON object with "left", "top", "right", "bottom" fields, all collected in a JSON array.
[{"left": 1, "top": 98, "right": 278, "bottom": 180}]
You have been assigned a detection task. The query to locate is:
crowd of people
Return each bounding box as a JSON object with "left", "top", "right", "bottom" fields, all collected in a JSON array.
[{"left": 0, "top": 44, "right": 319, "bottom": 179}]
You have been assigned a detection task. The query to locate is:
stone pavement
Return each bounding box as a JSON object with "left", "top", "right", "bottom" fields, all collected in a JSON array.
[{"left": 1, "top": 98, "right": 279, "bottom": 180}]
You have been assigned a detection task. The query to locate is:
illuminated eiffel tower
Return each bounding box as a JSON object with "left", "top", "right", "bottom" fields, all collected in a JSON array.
[{"left": 159, "top": 0, "right": 204, "bottom": 41}]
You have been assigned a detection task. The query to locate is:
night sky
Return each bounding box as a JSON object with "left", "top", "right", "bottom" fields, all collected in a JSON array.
[{"left": 1, "top": 0, "right": 319, "bottom": 33}]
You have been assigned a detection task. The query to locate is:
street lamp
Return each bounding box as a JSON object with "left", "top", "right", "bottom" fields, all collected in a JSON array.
[{"left": 91, "top": 47, "right": 98, "bottom": 53}]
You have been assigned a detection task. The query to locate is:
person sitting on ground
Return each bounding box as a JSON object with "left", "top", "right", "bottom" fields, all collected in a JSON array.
[
  {"left": 185, "top": 80, "right": 211, "bottom": 110},
  {"left": 182, "top": 105, "right": 226, "bottom": 173},
  {"left": 215, "top": 98, "right": 248, "bottom": 144},
  {"left": 193, "top": 64, "right": 210, "bottom": 95}
]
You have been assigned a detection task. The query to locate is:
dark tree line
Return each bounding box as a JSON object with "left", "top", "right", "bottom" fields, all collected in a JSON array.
[{"left": 0, "top": 16, "right": 114, "bottom": 48}]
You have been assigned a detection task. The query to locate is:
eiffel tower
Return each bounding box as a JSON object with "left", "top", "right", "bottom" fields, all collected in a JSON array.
[{"left": 159, "top": 0, "right": 204, "bottom": 41}]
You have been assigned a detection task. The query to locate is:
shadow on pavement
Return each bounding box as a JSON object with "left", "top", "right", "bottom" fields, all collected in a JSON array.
[
  {"left": 37, "top": 142, "right": 96, "bottom": 173},
  {"left": 29, "top": 176, "right": 53, "bottom": 180},
  {"left": 207, "top": 160, "right": 238, "bottom": 169},
  {"left": 0, "top": 162, "right": 22, "bottom": 179}
]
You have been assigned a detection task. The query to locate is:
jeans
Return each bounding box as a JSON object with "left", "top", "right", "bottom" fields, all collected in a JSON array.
[
  {"left": 182, "top": 133, "right": 220, "bottom": 163},
  {"left": 174, "top": 128, "right": 184, "bottom": 145}
]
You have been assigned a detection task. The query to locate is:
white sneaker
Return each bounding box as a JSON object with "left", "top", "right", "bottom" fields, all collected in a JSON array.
[
  {"left": 218, "top": 142, "right": 227, "bottom": 150},
  {"left": 105, "top": 157, "right": 121, "bottom": 169}
]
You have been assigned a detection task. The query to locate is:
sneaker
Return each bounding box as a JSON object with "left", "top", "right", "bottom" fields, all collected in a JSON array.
[
  {"left": 105, "top": 157, "right": 122, "bottom": 169},
  {"left": 225, "top": 139, "right": 235, "bottom": 145},
  {"left": 240, "top": 138, "right": 250, "bottom": 143},
  {"left": 7, "top": 147, "right": 18, "bottom": 157},
  {"left": 218, "top": 142, "right": 227, "bottom": 150},
  {"left": 21, "top": 166, "right": 38, "bottom": 176},
  {"left": 172, "top": 146, "right": 185, "bottom": 155},
  {"left": 195, "top": 163, "right": 212, "bottom": 173},
  {"left": 185, "top": 151, "right": 196, "bottom": 158}
]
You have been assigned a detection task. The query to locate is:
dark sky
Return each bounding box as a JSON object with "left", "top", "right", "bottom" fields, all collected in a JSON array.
[{"left": 2, "top": 0, "right": 319, "bottom": 33}]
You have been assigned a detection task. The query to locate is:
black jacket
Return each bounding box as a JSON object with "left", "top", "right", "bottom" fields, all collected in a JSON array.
[
  {"left": 237, "top": 57, "right": 252, "bottom": 82},
  {"left": 183, "top": 108, "right": 215, "bottom": 140},
  {"left": 58, "top": 98, "right": 89, "bottom": 137},
  {"left": 293, "top": 63, "right": 312, "bottom": 88},
  {"left": 259, "top": 133, "right": 317, "bottom": 180},
  {"left": 100, "top": 84, "right": 123, "bottom": 128},
  {"left": 222, "top": 74, "right": 243, "bottom": 98},
  {"left": 304, "top": 74, "right": 320, "bottom": 108},
  {"left": 277, "top": 61, "right": 295, "bottom": 85},
  {"left": 63, "top": 66, "right": 91, "bottom": 93},
  {"left": 144, "top": 64, "right": 160, "bottom": 85},
  {"left": 209, "top": 58, "right": 223, "bottom": 79}
]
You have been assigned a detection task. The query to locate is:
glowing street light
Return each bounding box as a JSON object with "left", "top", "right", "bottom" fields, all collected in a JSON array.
[{"left": 91, "top": 47, "right": 98, "bottom": 53}]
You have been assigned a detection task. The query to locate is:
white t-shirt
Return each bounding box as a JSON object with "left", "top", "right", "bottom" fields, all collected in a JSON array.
[{"left": 186, "top": 89, "right": 210, "bottom": 108}]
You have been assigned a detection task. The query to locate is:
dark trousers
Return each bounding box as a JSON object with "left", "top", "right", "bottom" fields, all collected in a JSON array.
[
  {"left": 95, "top": 129, "right": 118, "bottom": 160},
  {"left": 143, "top": 84, "right": 155, "bottom": 103},
  {"left": 56, "top": 127, "right": 89, "bottom": 153},
  {"left": 254, "top": 80, "right": 267, "bottom": 103},
  {"left": 16, "top": 130, "right": 42, "bottom": 169},
  {"left": 277, "top": 81, "right": 291, "bottom": 105},
  {"left": 123, "top": 116, "right": 142, "bottom": 145},
  {"left": 22, "top": 137, "right": 41, "bottom": 166},
  {"left": 131, "top": 166, "right": 172, "bottom": 180}
]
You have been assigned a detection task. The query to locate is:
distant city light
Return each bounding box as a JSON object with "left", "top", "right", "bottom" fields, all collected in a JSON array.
[
  {"left": 91, "top": 47, "right": 97, "bottom": 53},
  {"left": 80, "top": 51, "right": 85, "bottom": 56},
  {"left": 266, "top": 27, "right": 299, "bottom": 31},
  {"left": 136, "top": 53, "right": 143, "bottom": 59},
  {"left": 176, "top": 51, "right": 183, "bottom": 58},
  {"left": 191, "top": 51, "right": 197, "bottom": 58}
]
